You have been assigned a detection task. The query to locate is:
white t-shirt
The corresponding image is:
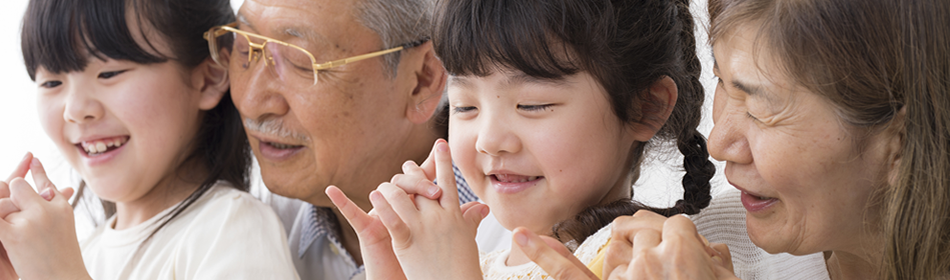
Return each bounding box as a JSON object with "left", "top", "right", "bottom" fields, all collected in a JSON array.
[
  {"left": 479, "top": 225, "right": 611, "bottom": 280},
  {"left": 79, "top": 183, "right": 300, "bottom": 280}
]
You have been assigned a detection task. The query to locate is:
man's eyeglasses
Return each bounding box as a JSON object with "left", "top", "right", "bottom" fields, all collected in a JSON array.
[{"left": 204, "top": 23, "right": 429, "bottom": 85}]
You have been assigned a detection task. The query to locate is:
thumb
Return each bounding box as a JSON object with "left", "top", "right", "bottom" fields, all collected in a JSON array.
[
  {"left": 61, "top": 187, "right": 75, "bottom": 201},
  {"left": 460, "top": 201, "right": 489, "bottom": 229}
]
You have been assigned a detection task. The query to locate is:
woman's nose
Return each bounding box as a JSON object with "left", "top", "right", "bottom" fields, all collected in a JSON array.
[{"left": 707, "top": 109, "right": 753, "bottom": 164}]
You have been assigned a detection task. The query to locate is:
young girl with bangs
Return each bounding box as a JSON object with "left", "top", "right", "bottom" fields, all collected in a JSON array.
[
  {"left": 326, "top": 0, "right": 717, "bottom": 279},
  {"left": 0, "top": 0, "right": 298, "bottom": 279}
]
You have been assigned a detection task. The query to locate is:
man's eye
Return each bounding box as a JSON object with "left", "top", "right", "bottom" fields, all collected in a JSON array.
[{"left": 98, "top": 70, "right": 127, "bottom": 79}]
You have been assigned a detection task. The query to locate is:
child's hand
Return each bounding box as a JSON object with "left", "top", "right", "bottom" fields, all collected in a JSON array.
[
  {"left": 327, "top": 185, "right": 408, "bottom": 280},
  {"left": 0, "top": 158, "right": 90, "bottom": 280},
  {"left": 0, "top": 152, "right": 35, "bottom": 280},
  {"left": 326, "top": 150, "right": 450, "bottom": 280},
  {"left": 371, "top": 139, "right": 488, "bottom": 280}
]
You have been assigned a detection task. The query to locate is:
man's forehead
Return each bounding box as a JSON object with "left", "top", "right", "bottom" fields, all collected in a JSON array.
[
  {"left": 237, "top": 0, "right": 355, "bottom": 41},
  {"left": 237, "top": 13, "right": 330, "bottom": 43}
]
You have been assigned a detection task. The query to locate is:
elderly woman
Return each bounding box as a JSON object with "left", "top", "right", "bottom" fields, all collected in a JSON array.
[{"left": 518, "top": 0, "right": 950, "bottom": 279}]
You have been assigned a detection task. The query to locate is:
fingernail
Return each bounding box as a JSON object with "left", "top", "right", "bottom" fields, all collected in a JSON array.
[
  {"left": 31, "top": 158, "right": 41, "bottom": 167},
  {"left": 480, "top": 206, "right": 490, "bottom": 218},
  {"left": 427, "top": 185, "right": 441, "bottom": 196},
  {"left": 40, "top": 188, "right": 53, "bottom": 200},
  {"left": 711, "top": 255, "right": 723, "bottom": 266},
  {"left": 369, "top": 190, "right": 382, "bottom": 202},
  {"left": 515, "top": 232, "right": 529, "bottom": 247},
  {"left": 21, "top": 152, "right": 30, "bottom": 161},
  {"left": 437, "top": 142, "right": 448, "bottom": 152}
]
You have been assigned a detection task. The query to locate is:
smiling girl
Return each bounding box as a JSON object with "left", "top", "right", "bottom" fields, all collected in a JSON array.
[
  {"left": 0, "top": 0, "right": 298, "bottom": 279},
  {"left": 327, "top": 0, "right": 717, "bottom": 279}
]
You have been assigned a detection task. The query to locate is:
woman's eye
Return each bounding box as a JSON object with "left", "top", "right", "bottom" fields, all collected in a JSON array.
[
  {"left": 518, "top": 104, "right": 553, "bottom": 111},
  {"left": 39, "top": 80, "right": 62, "bottom": 88},
  {"left": 98, "top": 70, "right": 127, "bottom": 79},
  {"left": 452, "top": 106, "right": 477, "bottom": 114}
]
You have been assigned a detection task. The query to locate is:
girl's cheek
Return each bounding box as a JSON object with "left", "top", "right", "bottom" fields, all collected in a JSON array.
[{"left": 37, "top": 96, "right": 65, "bottom": 141}]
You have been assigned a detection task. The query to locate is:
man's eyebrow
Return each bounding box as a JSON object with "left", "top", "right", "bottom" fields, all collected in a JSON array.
[
  {"left": 236, "top": 13, "right": 329, "bottom": 43},
  {"left": 237, "top": 14, "right": 253, "bottom": 29}
]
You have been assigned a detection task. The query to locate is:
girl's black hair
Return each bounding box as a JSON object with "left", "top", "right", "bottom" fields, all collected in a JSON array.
[
  {"left": 433, "top": 0, "right": 715, "bottom": 243},
  {"left": 21, "top": 0, "right": 247, "bottom": 241}
]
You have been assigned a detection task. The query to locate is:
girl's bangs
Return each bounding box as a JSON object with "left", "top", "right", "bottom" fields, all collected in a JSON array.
[{"left": 22, "top": 0, "right": 167, "bottom": 80}]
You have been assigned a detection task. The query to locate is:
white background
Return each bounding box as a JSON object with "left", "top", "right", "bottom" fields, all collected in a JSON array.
[{"left": 0, "top": 0, "right": 725, "bottom": 208}]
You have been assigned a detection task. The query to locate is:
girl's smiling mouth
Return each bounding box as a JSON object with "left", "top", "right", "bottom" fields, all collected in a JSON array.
[
  {"left": 78, "top": 136, "right": 130, "bottom": 156},
  {"left": 489, "top": 173, "right": 544, "bottom": 194}
]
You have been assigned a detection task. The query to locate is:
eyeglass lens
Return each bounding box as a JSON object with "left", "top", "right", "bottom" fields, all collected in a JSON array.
[{"left": 212, "top": 29, "right": 316, "bottom": 84}]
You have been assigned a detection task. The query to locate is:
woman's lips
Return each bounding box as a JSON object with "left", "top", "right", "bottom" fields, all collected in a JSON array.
[
  {"left": 738, "top": 190, "right": 779, "bottom": 212},
  {"left": 490, "top": 174, "right": 543, "bottom": 194}
]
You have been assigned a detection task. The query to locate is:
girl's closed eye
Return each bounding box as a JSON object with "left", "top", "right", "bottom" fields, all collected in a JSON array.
[
  {"left": 517, "top": 104, "right": 554, "bottom": 112},
  {"left": 98, "top": 70, "right": 129, "bottom": 79},
  {"left": 452, "top": 105, "right": 478, "bottom": 114},
  {"left": 39, "top": 80, "right": 62, "bottom": 89}
]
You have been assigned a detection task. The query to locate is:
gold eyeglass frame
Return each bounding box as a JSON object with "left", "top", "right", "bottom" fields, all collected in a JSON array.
[{"left": 204, "top": 22, "right": 429, "bottom": 85}]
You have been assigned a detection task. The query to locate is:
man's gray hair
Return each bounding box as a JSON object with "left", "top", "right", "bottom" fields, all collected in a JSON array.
[{"left": 357, "top": 0, "right": 434, "bottom": 77}]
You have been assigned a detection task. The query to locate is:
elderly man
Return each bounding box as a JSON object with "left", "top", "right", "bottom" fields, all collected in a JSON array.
[{"left": 204, "top": 0, "right": 479, "bottom": 278}]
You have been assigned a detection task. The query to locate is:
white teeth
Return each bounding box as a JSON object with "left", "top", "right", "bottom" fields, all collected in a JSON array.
[
  {"left": 495, "top": 175, "right": 539, "bottom": 183},
  {"left": 82, "top": 137, "right": 128, "bottom": 155}
]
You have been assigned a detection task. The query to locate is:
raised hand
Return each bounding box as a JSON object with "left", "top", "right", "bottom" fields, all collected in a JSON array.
[
  {"left": 327, "top": 185, "right": 408, "bottom": 280},
  {"left": 0, "top": 153, "right": 33, "bottom": 280},
  {"left": 371, "top": 139, "right": 488, "bottom": 280},
  {"left": 0, "top": 158, "right": 91, "bottom": 280}
]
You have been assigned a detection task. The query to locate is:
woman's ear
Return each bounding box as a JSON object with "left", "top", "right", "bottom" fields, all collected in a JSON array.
[
  {"left": 194, "top": 57, "right": 230, "bottom": 110},
  {"left": 629, "top": 76, "right": 678, "bottom": 142},
  {"left": 885, "top": 106, "right": 906, "bottom": 187}
]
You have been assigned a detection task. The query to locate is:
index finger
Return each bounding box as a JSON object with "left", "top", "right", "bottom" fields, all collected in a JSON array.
[
  {"left": 418, "top": 144, "right": 437, "bottom": 182},
  {"left": 433, "top": 139, "right": 459, "bottom": 209},
  {"left": 5, "top": 152, "right": 33, "bottom": 183},
  {"left": 29, "top": 158, "right": 56, "bottom": 192},
  {"left": 1, "top": 153, "right": 34, "bottom": 199}
]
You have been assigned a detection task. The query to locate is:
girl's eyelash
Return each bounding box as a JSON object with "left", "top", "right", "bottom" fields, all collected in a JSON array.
[
  {"left": 98, "top": 70, "right": 128, "bottom": 79},
  {"left": 452, "top": 106, "right": 477, "bottom": 114},
  {"left": 518, "top": 104, "right": 553, "bottom": 111},
  {"left": 40, "top": 80, "right": 62, "bottom": 88}
]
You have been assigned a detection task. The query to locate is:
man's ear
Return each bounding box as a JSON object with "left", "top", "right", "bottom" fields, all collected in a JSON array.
[
  {"left": 629, "top": 76, "right": 678, "bottom": 142},
  {"left": 405, "top": 41, "right": 448, "bottom": 124},
  {"left": 194, "top": 57, "right": 230, "bottom": 110}
]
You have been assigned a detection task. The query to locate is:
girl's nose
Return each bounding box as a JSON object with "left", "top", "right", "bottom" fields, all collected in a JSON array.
[
  {"left": 63, "top": 83, "right": 104, "bottom": 124},
  {"left": 475, "top": 117, "right": 522, "bottom": 157}
]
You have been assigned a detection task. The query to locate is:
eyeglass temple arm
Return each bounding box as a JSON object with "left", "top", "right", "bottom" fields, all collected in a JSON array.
[
  {"left": 203, "top": 22, "right": 239, "bottom": 41},
  {"left": 312, "top": 37, "right": 429, "bottom": 70}
]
